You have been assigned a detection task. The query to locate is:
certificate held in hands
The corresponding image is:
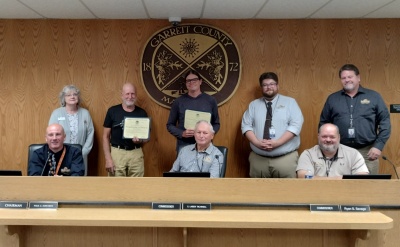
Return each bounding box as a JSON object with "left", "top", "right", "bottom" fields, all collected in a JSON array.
[
  {"left": 184, "top": 110, "right": 211, "bottom": 130},
  {"left": 123, "top": 117, "right": 151, "bottom": 139}
]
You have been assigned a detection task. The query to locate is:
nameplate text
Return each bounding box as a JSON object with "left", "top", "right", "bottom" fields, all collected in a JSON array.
[
  {"left": 152, "top": 202, "right": 181, "bottom": 210},
  {"left": 0, "top": 201, "right": 28, "bottom": 209},
  {"left": 29, "top": 201, "right": 58, "bottom": 209},
  {"left": 182, "top": 203, "right": 211, "bottom": 210},
  {"left": 340, "top": 205, "right": 370, "bottom": 212},
  {"left": 310, "top": 204, "right": 340, "bottom": 212}
]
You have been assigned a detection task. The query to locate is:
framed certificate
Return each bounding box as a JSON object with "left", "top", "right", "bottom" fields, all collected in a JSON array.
[
  {"left": 123, "top": 117, "right": 151, "bottom": 139},
  {"left": 184, "top": 110, "right": 211, "bottom": 130}
]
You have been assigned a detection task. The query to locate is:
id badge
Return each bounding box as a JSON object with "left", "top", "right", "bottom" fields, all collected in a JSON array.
[
  {"left": 269, "top": 127, "right": 276, "bottom": 139},
  {"left": 348, "top": 127, "right": 355, "bottom": 138}
]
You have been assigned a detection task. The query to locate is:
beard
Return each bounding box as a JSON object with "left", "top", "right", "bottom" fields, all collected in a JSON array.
[
  {"left": 319, "top": 142, "right": 339, "bottom": 153},
  {"left": 123, "top": 99, "right": 136, "bottom": 106},
  {"left": 262, "top": 90, "right": 277, "bottom": 100},
  {"left": 343, "top": 83, "right": 356, "bottom": 92}
]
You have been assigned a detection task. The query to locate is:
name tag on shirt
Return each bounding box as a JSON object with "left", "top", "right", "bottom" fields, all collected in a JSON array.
[{"left": 58, "top": 117, "right": 66, "bottom": 121}]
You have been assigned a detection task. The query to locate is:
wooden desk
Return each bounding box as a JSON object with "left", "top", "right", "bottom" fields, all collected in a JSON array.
[
  {"left": 0, "top": 208, "right": 392, "bottom": 229},
  {"left": 0, "top": 177, "right": 399, "bottom": 247}
]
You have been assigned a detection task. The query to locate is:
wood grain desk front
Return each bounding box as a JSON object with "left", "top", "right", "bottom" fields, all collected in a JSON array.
[
  {"left": 0, "top": 208, "right": 392, "bottom": 229},
  {"left": 0, "top": 177, "right": 399, "bottom": 247}
]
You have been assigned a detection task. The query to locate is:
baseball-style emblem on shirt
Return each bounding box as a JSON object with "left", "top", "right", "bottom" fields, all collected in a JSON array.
[{"left": 141, "top": 24, "right": 241, "bottom": 108}]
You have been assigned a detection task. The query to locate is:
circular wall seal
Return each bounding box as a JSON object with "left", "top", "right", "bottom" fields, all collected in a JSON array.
[{"left": 141, "top": 24, "right": 241, "bottom": 108}]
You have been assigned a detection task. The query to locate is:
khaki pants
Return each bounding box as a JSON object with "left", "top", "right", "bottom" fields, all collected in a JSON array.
[
  {"left": 357, "top": 145, "right": 379, "bottom": 175},
  {"left": 109, "top": 147, "right": 144, "bottom": 177},
  {"left": 249, "top": 151, "right": 298, "bottom": 178}
]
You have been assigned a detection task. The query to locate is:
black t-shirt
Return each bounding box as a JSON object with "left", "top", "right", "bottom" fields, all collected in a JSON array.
[{"left": 103, "top": 104, "right": 148, "bottom": 147}]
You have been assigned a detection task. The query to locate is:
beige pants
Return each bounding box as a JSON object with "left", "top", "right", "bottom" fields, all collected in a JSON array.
[
  {"left": 249, "top": 151, "right": 298, "bottom": 178},
  {"left": 109, "top": 147, "right": 144, "bottom": 177},
  {"left": 357, "top": 145, "right": 379, "bottom": 175}
]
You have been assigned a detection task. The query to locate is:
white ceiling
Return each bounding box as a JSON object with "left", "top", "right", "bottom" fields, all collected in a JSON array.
[{"left": 0, "top": 0, "right": 399, "bottom": 19}]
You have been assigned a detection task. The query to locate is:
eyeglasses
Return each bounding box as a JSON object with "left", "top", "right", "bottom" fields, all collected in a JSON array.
[
  {"left": 262, "top": 82, "right": 277, "bottom": 88},
  {"left": 186, "top": 78, "right": 200, "bottom": 84},
  {"left": 65, "top": 93, "right": 78, "bottom": 97}
]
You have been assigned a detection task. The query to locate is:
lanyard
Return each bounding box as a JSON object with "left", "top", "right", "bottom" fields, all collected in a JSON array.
[
  {"left": 325, "top": 159, "right": 333, "bottom": 177},
  {"left": 195, "top": 151, "right": 205, "bottom": 171},
  {"left": 50, "top": 147, "right": 66, "bottom": 176},
  {"left": 345, "top": 95, "right": 358, "bottom": 128},
  {"left": 323, "top": 152, "right": 338, "bottom": 177}
]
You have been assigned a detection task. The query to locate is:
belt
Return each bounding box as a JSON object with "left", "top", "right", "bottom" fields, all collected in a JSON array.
[
  {"left": 256, "top": 150, "right": 297, "bottom": 158},
  {"left": 344, "top": 142, "right": 373, "bottom": 149},
  {"left": 111, "top": 144, "right": 141, "bottom": 150}
]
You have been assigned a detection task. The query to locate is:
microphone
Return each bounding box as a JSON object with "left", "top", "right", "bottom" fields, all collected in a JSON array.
[
  {"left": 215, "top": 155, "right": 221, "bottom": 177},
  {"left": 382, "top": 156, "right": 399, "bottom": 179},
  {"left": 41, "top": 152, "right": 51, "bottom": 176}
]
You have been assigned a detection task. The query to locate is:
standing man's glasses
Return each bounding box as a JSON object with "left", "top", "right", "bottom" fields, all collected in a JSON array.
[
  {"left": 261, "top": 82, "right": 277, "bottom": 88},
  {"left": 186, "top": 78, "right": 200, "bottom": 83}
]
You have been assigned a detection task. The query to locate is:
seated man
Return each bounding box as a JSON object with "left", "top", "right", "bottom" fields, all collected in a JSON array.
[
  {"left": 169, "top": 120, "right": 223, "bottom": 178},
  {"left": 296, "top": 123, "right": 369, "bottom": 179},
  {"left": 28, "top": 123, "right": 85, "bottom": 176}
]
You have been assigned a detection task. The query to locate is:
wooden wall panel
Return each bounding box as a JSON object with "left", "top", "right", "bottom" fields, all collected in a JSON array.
[{"left": 0, "top": 19, "right": 399, "bottom": 178}]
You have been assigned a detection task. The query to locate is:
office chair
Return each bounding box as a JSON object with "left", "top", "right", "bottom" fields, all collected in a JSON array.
[
  {"left": 27, "top": 143, "right": 84, "bottom": 175},
  {"left": 215, "top": 145, "right": 228, "bottom": 178}
]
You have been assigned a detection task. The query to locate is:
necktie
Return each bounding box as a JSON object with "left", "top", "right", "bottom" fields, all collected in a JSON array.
[{"left": 263, "top": 101, "right": 272, "bottom": 139}]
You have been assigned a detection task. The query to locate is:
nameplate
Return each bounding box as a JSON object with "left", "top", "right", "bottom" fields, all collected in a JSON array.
[
  {"left": 29, "top": 201, "right": 58, "bottom": 209},
  {"left": 390, "top": 104, "right": 400, "bottom": 113},
  {"left": 310, "top": 204, "right": 340, "bottom": 212},
  {"left": 0, "top": 201, "right": 28, "bottom": 209},
  {"left": 182, "top": 203, "right": 211, "bottom": 210},
  {"left": 340, "top": 205, "right": 370, "bottom": 212},
  {"left": 152, "top": 202, "right": 181, "bottom": 210}
]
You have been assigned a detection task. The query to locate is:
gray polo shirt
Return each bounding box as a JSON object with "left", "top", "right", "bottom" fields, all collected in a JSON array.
[{"left": 170, "top": 143, "right": 223, "bottom": 178}]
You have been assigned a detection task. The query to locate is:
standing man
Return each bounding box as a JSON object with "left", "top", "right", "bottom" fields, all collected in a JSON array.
[
  {"left": 241, "top": 72, "right": 304, "bottom": 178},
  {"left": 296, "top": 123, "right": 369, "bottom": 179},
  {"left": 103, "top": 83, "right": 149, "bottom": 177},
  {"left": 319, "top": 64, "right": 391, "bottom": 174},
  {"left": 28, "top": 124, "right": 85, "bottom": 176},
  {"left": 166, "top": 70, "right": 220, "bottom": 153}
]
